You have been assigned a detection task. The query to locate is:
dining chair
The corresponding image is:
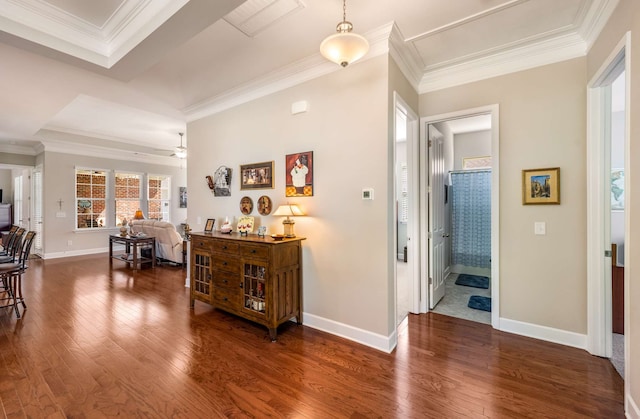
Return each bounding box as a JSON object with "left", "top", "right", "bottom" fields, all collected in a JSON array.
[
  {"left": 0, "top": 228, "right": 25, "bottom": 263},
  {"left": 0, "top": 225, "right": 18, "bottom": 252},
  {"left": 0, "top": 231, "right": 36, "bottom": 318}
]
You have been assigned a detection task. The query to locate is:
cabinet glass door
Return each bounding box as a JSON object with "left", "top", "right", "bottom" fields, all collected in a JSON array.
[{"left": 243, "top": 263, "right": 266, "bottom": 314}]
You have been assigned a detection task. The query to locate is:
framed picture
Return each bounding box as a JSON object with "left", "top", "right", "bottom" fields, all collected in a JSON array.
[
  {"left": 522, "top": 167, "right": 560, "bottom": 205},
  {"left": 213, "top": 166, "right": 232, "bottom": 197},
  {"left": 179, "top": 186, "right": 187, "bottom": 208},
  {"left": 240, "top": 196, "right": 253, "bottom": 214},
  {"left": 240, "top": 161, "right": 274, "bottom": 190},
  {"left": 204, "top": 218, "right": 215, "bottom": 233},
  {"left": 286, "top": 151, "right": 313, "bottom": 197},
  {"left": 611, "top": 168, "right": 624, "bottom": 210}
]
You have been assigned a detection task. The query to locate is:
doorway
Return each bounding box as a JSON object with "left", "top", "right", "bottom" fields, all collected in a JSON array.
[
  {"left": 586, "top": 32, "right": 629, "bottom": 385},
  {"left": 394, "top": 93, "right": 419, "bottom": 326},
  {"left": 420, "top": 105, "right": 500, "bottom": 329}
]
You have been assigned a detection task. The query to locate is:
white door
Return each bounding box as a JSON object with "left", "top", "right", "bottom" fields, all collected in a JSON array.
[
  {"left": 32, "top": 166, "right": 43, "bottom": 256},
  {"left": 429, "top": 125, "right": 446, "bottom": 308}
]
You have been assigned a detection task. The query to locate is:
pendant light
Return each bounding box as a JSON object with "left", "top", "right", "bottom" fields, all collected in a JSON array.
[
  {"left": 320, "top": 0, "right": 369, "bottom": 67},
  {"left": 174, "top": 132, "right": 187, "bottom": 159}
]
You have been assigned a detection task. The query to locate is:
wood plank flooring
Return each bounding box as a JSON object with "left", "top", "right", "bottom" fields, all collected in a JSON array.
[{"left": 0, "top": 255, "right": 624, "bottom": 418}]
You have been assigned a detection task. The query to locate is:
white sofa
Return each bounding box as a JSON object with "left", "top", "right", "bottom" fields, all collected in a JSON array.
[{"left": 129, "top": 220, "right": 184, "bottom": 265}]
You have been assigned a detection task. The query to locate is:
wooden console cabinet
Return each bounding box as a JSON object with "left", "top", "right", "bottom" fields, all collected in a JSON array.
[{"left": 190, "top": 231, "right": 304, "bottom": 340}]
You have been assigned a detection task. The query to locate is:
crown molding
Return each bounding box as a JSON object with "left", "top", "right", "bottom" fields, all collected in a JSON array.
[
  {"left": 419, "top": 31, "right": 587, "bottom": 93},
  {"left": 0, "top": 0, "right": 187, "bottom": 68},
  {"left": 580, "top": 0, "right": 620, "bottom": 49},
  {"left": 388, "top": 22, "right": 422, "bottom": 90},
  {"left": 184, "top": 22, "right": 394, "bottom": 122}
]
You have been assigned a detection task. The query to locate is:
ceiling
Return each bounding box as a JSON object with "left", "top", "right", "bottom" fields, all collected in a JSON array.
[{"left": 0, "top": 0, "right": 618, "bottom": 165}]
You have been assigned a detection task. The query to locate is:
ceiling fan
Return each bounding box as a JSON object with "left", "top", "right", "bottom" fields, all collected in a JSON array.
[{"left": 173, "top": 132, "right": 187, "bottom": 159}]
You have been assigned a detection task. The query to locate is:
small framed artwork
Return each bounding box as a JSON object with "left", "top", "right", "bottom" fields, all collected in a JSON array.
[
  {"left": 522, "top": 167, "right": 560, "bottom": 205},
  {"left": 237, "top": 216, "right": 254, "bottom": 236},
  {"left": 213, "top": 166, "right": 232, "bottom": 197},
  {"left": 257, "top": 195, "right": 272, "bottom": 215},
  {"left": 240, "top": 196, "right": 253, "bottom": 214},
  {"left": 179, "top": 187, "right": 187, "bottom": 208},
  {"left": 286, "top": 151, "right": 313, "bottom": 197},
  {"left": 240, "top": 161, "right": 274, "bottom": 190},
  {"left": 204, "top": 218, "right": 215, "bottom": 233}
]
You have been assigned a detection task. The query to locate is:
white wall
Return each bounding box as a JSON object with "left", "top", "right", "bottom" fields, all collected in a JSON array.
[
  {"left": 453, "top": 130, "right": 491, "bottom": 170},
  {"left": 188, "top": 56, "right": 394, "bottom": 344}
]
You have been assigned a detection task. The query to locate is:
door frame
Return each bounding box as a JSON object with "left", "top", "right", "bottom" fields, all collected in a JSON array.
[
  {"left": 586, "top": 31, "right": 630, "bottom": 371},
  {"left": 420, "top": 104, "right": 500, "bottom": 329},
  {"left": 393, "top": 92, "right": 420, "bottom": 319}
]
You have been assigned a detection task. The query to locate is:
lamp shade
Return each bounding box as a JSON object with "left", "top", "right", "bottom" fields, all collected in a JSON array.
[
  {"left": 273, "top": 204, "right": 305, "bottom": 217},
  {"left": 174, "top": 146, "right": 187, "bottom": 159},
  {"left": 133, "top": 209, "right": 145, "bottom": 220},
  {"left": 320, "top": 31, "right": 369, "bottom": 67}
]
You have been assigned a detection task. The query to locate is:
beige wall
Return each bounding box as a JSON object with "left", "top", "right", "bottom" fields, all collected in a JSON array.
[
  {"left": 42, "top": 151, "right": 187, "bottom": 256},
  {"left": 0, "top": 152, "right": 35, "bottom": 167},
  {"left": 587, "top": 0, "right": 640, "bottom": 410},
  {"left": 420, "top": 58, "right": 588, "bottom": 333},
  {"left": 188, "top": 56, "right": 394, "bottom": 336}
]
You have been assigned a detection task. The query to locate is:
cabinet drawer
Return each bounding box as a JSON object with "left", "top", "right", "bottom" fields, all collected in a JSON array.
[
  {"left": 212, "top": 240, "right": 239, "bottom": 253},
  {"left": 213, "top": 287, "right": 239, "bottom": 309},
  {"left": 213, "top": 272, "right": 240, "bottom": 290},
  {"left": 240, "top": 244, "right": 269, "bottom": 260},
  {"left": 191, "top": 238, "right": 211, "bottom": 251},
  {"left": 212, "top": 256, "right": 239, "bottom": 273}
]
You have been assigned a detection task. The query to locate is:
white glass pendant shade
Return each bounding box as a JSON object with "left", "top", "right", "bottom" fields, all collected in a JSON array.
[
  {"left": 320, "top": 31, "right": 369, "bottom": 67},
  {"left": 174, "top": 146, "right": 187, "bottom": 159}
]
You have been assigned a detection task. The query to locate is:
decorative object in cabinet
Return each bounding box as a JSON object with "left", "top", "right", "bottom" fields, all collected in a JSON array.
[{"left": 189, "top": 231, "right": 304, "bottom": 341}]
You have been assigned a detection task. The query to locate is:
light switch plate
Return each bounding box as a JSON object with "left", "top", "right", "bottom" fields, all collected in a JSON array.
[{"left": 534, "top": 222, "right": 546, "bottom": 235}]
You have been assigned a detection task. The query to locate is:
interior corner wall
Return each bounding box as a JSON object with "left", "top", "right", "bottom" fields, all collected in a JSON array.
[
  {"left": 419, "top": 57, "right": 588, "bottom": 334},
  {"left": 41, "top": 151, "right": 187, "bottom": 257},
  {"left": 586, "top": 0, "right": 640, "bottom": 412},
  {"left": 187, "top": 56, "right": 392, "bottom": 340}
]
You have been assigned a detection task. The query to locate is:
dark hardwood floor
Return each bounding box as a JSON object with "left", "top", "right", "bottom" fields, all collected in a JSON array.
[{"left": 0, "top": 255, "right": 624, "bottom": 418}]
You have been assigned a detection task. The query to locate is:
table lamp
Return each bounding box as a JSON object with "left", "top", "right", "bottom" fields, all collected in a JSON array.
[
  {"left": 133, "top": 209, "right": 145, "bottom": 220},
  {"left": 272, "top": 204, "right": 304, "bottom": 238}
]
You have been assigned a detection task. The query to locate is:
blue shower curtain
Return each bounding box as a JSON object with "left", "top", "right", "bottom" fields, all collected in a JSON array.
[{"left": 450, "top": 170, "right": 491, "bottom": 269}]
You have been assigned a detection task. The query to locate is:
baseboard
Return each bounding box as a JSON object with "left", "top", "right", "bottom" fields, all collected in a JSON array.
[
  {"left": 303, "top": 312, "right": 396, "bottom": 353},
  {"left": 499, "top": 317, "right": 587, "bottom": 350},
  {"left": 44, "top": 247, "right": 108, "bottom": 259},
  {"left": 628, "top": 394, "right": 640, "bottom": 419}
]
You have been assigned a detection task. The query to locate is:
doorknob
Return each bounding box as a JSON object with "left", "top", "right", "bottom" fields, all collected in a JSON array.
[{"left": 443, "top": 233, "right": 450, "bottom": 238}]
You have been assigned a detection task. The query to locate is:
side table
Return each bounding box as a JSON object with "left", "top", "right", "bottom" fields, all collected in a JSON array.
[{"left": 109, "top": 234, "right": 156, "bottom": 272}]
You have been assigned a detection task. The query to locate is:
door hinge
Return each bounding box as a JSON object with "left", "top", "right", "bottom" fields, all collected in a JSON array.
[
  {"left": 605, "top": 250, "right": 612, "bottom": 257},
  {"left": 428, "top": 139, "right": 432, "bottom": 147},
  {"left": 428, "top": 277, "right": 433, "bottom": 285}
]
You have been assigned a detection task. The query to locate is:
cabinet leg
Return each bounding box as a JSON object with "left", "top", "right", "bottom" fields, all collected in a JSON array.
[
  {"left": 268, "top": 328, "right": 277, "bottom": 342},
  {"left": 190, "top": 298, "right": 195, "bottom": 308}
]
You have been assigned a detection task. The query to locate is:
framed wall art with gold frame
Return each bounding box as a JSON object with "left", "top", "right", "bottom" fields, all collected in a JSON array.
[{"left": 522, "top": 167, "right": 560, "bottom": 205}]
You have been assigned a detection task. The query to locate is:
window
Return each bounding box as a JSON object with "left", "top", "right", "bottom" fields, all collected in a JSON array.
[
  {"left": 462, "top": 156, "right": 492, "bottom": 170},
  {"left": 76, "top": 169, "right": 107, "bottom": 229},
  {"left": 147, "top": 175, "right": 171, "bottom": 221},
  {"left": 115, "top": 172, "right": 141, "bottom": 225}
]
